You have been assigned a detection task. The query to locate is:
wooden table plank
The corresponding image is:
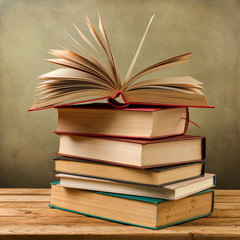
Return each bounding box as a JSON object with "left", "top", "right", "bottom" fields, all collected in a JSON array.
[
  {"left": 0, "top": 202, "right": 49, "bottom": 208},
  {"left": 215, "top": 195, "right": 240, "bottom": 203},
  {"left": 3, "top": 207, "right": 238, "bottom": 218},
  {"left": 0, "top": 208, "right": 79, "bottom": 217},
  {"left": 0, "top": 189, "right": 239, "bottom": 240},
  {"left": 211, "top": 209, "right": 240, "bottom": 218},
  {"left": 214, "top": 190, "right": 240, "bottom": 195},
  {"left": 0, "top": 225, "right": 240, "bottom": 238},
  {"left": 0, "top": 195, "right": 50, "bottom": 202},
  {"left": 215, "top": 203, "right": 240, "bottom": 209},
  {"left": 0, "top": 189, "right": 50, "bottom": 195},
  {"left": 0, "top": 216, "right": 239, "bottom": 226}
]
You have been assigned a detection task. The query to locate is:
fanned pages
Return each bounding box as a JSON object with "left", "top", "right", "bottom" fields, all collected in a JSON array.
[{"left": 30, "top": 13, "right": 212, "bottom": 110}]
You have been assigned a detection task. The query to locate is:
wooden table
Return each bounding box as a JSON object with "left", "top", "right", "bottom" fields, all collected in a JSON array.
[{"left": 0, "top": 189, "right": 239, "bottom": 239}]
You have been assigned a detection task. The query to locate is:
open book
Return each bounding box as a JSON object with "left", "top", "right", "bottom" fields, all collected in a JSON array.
[{"left": 30, "top": 13, "right": 212, "bottom": 111}]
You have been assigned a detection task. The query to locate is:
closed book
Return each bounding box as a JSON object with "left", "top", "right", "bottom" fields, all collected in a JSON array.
[
  {"left": 55, "top": 173, "right": 215, "bottom": 200},
  {"left": 54, "top": 156, "right": 205, "bottom": 186},
  {"left": 55, "top": 104, "right": 189, "bottom": 139},
  {"left": 56, "top": 134, "right": 206, "bottom": 168},
  {"left": 50, "top": 183, "right": 214, "bottom": 229}
]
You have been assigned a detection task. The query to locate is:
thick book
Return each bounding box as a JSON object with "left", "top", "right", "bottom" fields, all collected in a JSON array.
[
  {"left": 55, "top": 173, "right": 215, "bottom": 200},
  {"left": 55, "top": 104, "right": 189, "bottom": 139},
  {"left": 56, "top": 134, "right": 206, "bottom": 168},
  {"left": 54, "top": 156, "right": 205, "bottom": 187},
  {"left": 50, "top": 183, "right": 214, "bottom": 229},
  {"left": 30, "top": 13, "right": 212, "bottom": 111}
]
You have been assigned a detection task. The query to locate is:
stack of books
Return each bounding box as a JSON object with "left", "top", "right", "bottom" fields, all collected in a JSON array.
[
  {"left": 49, "top": 104, "right": 215, "bottom": 229},
  {"left": 29, "top": 13, "right": 215, "bottom": 229}
]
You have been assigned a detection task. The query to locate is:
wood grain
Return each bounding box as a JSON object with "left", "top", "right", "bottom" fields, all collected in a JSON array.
[
  {"left": 215, "top": 195, "right": 240, "bottom": 203},
  {"left": 0, "top": 195, "right": 50, "bottom": 202},
  {"left": 214, "top": 190, "right": 240, "bottom": 195},
  {"left": 0, "top": 189, "right": 239, "bottom": 240},
  {"left": 0, "top": 189, "right": 50, "bottom": 195}
]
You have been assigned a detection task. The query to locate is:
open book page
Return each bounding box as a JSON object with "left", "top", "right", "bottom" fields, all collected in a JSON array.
[
  {"left": 126, "top": 76, "right": 204, "bottom": 90},
  {"left": 32, "top": 90, "right": 113, "bottom": 109},
  {"left": 49, "top": 50, "right": 117, "bottom": 88},
  {"left": 121, "top": 15, "right": 155, "bottom": 87},
  {"left": 38, "top": 68, "right": 113, "bottom": 89},
  {"left": 98, "top": 11, "right": 121, "bottom": 89},
  {"left": 122, "top": 53, "right": 193, "bottom": 90},
  {"left": 123, "top": 88, "right": 208, "bottom": 107},
  {"left": 30, "top": 13, "right": 211, "bottom": 110}
]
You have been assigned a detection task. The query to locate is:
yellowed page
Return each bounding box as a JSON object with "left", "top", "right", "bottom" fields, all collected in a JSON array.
[
  {"left": 122, "top": 15, "right": 155, "bottom": 87},
  {"left": 127, "top": 76, "right": 203, "bottom": 90},
  {"left": 98, "top": 12, "right": 121, "bottom": 88},
  {"left": 123, "top": 53, "right": 192, "bottom": 90}
]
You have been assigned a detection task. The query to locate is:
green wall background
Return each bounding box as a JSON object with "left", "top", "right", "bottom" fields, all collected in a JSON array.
[{"left": 0, "top": 0, "right": 239, "bottom": 188}]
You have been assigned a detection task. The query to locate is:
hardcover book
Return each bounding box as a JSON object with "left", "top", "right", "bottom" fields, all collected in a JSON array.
[
  {"left": 54, "top": 156, "right": 205, "bottom": 186},
  {"left": 56, "top": 134, "right": 206, "bottom": 168},
  {"left": 55, "top": 173, "right": 215, "bottom": 200},
  {"left": 55, "top": 104, "right": 189, "bottom": 139},
  {"left": 50, "top": 183, "right": 214, "bottom": 229},
  {"left": 30, "top": 13, "right": 212, "bottom": 110}
]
